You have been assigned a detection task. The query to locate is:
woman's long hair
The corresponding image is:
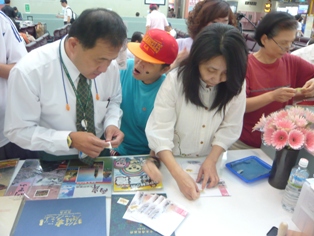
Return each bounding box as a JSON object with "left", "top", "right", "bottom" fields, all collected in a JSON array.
[{"left": 179, "top": 23, "right": 248, "bottom": 114}]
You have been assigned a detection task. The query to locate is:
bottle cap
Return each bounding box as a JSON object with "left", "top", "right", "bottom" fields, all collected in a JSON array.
[{"left": 299, "top": 158, "right": 308, "bottom": 168}]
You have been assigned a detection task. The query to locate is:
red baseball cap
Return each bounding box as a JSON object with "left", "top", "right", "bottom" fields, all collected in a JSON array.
[
  {"left": 149, "top": 4, "right": 157, "bottom": 9},
  {"left": 127, "top": 29, "right": 178, "bottom": 64}
]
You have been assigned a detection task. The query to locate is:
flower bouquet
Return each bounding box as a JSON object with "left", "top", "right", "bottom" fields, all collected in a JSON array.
[
  {"left": 253, "top": 106, "right": 314, "bottom": 189},
  {"left": 253, "top": 106, "right": 314, "bottom": 152}
]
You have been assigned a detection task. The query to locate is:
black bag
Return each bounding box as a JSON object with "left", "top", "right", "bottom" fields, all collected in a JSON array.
[{"left": 67, "top": 7, "right": 77, "bottom": 24}]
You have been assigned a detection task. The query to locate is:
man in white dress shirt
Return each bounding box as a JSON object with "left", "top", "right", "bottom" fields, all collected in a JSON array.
[
  {"left": 0, "top": 12, "right": 29, "bottom": 160},
  {"left": 4, "top": 8, "right": 126, "bottom": 162},
  {"left": 56, "top": 0, "right": 74, "bottom": 25},
  {"left": 146, "top": 4, "right": 170, "bottom": 33}
]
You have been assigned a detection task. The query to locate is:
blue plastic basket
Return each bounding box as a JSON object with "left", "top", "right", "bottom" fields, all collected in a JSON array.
[{"left": 225, "top": 156, "right": 272, "bottom": 183}]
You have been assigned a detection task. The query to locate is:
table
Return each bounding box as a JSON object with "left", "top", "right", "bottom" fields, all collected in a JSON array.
[{"left": 11, "top": 149, "right": 300, "bottom": 236}]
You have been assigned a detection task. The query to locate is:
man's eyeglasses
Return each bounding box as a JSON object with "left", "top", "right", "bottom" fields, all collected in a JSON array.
[{"left": 270, "top": 38, "right": 295, "bottom": 52}]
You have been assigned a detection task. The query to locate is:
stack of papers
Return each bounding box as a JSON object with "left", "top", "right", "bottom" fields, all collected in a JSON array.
[{"left": 123, "top": 192, "right": 188, "bottom": 236}]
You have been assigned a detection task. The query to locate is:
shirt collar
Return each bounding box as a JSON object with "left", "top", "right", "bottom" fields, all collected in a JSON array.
[
  {"left": 199, "top": 78, "right": 212, "bottom": 90},
  {"left": 60, "top": 36, "right": 81, "bottom": 83}
]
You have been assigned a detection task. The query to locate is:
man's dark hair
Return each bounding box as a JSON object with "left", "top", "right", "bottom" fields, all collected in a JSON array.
[
  {"left": 60, "top": 0, "right": 67, "bottom": 3},
  {"left": 68, "top": 8, "right": 127, "bottom": 49},
  {"left": 5, "top": 0, "right": 10, "bottom": 4},
  {"left": 254, "top": 11, "right": 298, "bottom": 47},
  {"left": 13, "top": 6, "right": 17, "bottom": 11},
  {"left": 135, "top": 12, "right": 140, "bottom": 17},
  {"left": 131, "top": 31, "right": 143, "bottom": 42},
  {"left": 179, "top": 23, "right": 248, "bottom": 114}
]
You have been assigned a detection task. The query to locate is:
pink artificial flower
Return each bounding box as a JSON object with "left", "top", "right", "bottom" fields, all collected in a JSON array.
[
  {"left": 274, "top": 119, "right": 295, "bottom": 131},
  {"left": 288, "top": 130, "right": 305, "bottom": 150},
  {"left": 289, "top": 106, "right": 305, "bottom": 116},
  {"left": 292, "top": 115, "right": 307, "bottom": 128},
  {"left": 305, "top": 109, "right": 314, "bottom": 124},
  {"left": 275, "top": 110, "right": 289, "bottom": 120},
  {"left": 305, "top": 131, "right": 314, "bottom": 152},
  {"left": 252, "top": 114, "right": 267, "bottom": 131},
  {"left": 271, "top": 130, "right": 288, "bottom": 150},
  {"left": 263, "top": 127, "right": 275, "bottom": 146}
]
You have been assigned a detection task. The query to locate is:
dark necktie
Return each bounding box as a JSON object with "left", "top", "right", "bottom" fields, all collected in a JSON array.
[{"left": 76, "top": 74, "right": 95, "bottom": 166}]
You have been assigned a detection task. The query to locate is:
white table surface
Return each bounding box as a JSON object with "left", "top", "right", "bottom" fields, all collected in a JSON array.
[{"left": 11, "top": 149, "right": 300, "bottom": 236}]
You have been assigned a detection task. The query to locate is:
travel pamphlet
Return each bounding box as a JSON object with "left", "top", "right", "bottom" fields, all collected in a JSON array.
[
  {"left": 110, "top": 193, "right": 171, "bottom": 236},
  {"left": 12, "top": 196, "right": 107, "bottom": 236},
  {"left": 0, "top": 159, "right": 19, "bottom": 196},
  {"left": 58, "top": 158, "right": 112, "bottom": 198},
  {"left": 113, "top": 156, "right": 163, "bottom": 192},
  {"left": 123, "top": 192, "right": 188, "bottom": 236},
  {"left": 5, "top": 159, "right": 67, "bottom": 200},
  {"left": 180, "top": 160, "right": 230, "bottom": 197}
]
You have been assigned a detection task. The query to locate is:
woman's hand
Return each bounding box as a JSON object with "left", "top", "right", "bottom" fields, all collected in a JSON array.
[
  {"left": 173, "top": 168, "right": 200, "bottom": 200},
  {"left": 301, "top": 78, "right": 314, "bottom": 98},
  {"left": 270, "top": 87, "right": 296, "bottom": 103},
  {"left": 196, "top": 158, "right": 219, "bottom": 189}
]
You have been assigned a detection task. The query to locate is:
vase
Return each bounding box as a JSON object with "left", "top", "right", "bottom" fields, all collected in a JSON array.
[{"left": 268, "top": 148, "right": 299, "bottom": 189}]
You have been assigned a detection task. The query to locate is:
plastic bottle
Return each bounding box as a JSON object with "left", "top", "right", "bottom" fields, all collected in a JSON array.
[{"left": 281, "top": 158, "right": 310, "bottom": 213}]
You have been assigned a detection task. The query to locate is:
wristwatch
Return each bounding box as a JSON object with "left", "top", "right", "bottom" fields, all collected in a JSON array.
[{"left": 67, "top": 135, "right": 72, "bottom": 148}]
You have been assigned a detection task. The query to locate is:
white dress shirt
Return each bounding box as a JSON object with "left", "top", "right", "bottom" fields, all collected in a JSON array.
[
  {"left": 64, "top": 6, "right": 72, "bottom": 22},
  {"left": 146, "top": 10, "right": 169, "bottom": 31},
  {"left": 0, "top": 12, "right": 27, "bottom": 147},
  {"left": 145, "top": 69, "right": 246, "bottom": 157},
  {"left": 4, "top": 37, "right": 122, "bottom": 156}
]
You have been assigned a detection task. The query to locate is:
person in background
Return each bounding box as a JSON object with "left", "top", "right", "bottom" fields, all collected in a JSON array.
[
  {"left": 230, "top": 12, "right": 314, "bottom": 150},
  {"left": 13, "top": 7, "right": 22, "bottom": 20},
  {"left": 0, "top": 12, "right": 32, "bottom": 159},
  {"left": 4, "top": 9, "right": 127, "bottom": 163},
  {"left": 56, "top": 0, "right": 72, "bottom": 25},
  {"left": 170, "top": 8, "right": 176, "bottom": 18},
  {"left": 126, "top": 31, "right": 143, "bottom": 59},
  {"left": 173, "top": 0, "right": 235, "bottom": 69},
  {"left": 116, "top": 29, "right": 178, "bottom": 156},
  {"left": 1, "top": 0, "right": 15, "bottom": 19},
  {"left": 146, "top": 4, "right": 170, "bottom": 33},
  {"left": 145, "top": 24, "right": 248, "bottom": 200},
  {"left": 295, "top": 14, "right": 304, "bottom": 37},
  {"left": 167, "top": 7, "right": 173, "bottom": 18}
]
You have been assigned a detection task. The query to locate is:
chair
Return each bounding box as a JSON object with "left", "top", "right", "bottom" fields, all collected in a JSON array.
[
  {"left": 26, "top": 25, "right": 36, "bottom": 38},
  {"left": 65, "top": 24, "right": 71, "bottom": 34},
  {"left": 25, "top": 41, "right": 38, "bottom": 52},
  {"left": 27, "top": 16, "right": 33, "bottom": 21},
  {"left": 35, "top": 35, "right": 48, "bottom": 47},
  {"left": 306, "top": 38, "right": 314, "bottom": 46},
  {"left": 174, "top": 29, "right": 189, "bottom": 39},
  {"left": 53, "top": 29, "right": 61, "bottom": 41},
  {"left": 245, "top": 34, "right": 257, "bottom": 52}
]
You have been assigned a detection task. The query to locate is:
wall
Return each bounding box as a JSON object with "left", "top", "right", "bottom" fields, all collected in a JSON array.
[
  {"left": 10, "top": 0, "right": 272, "bottom": 18},
  {"left": 10, "top": 0, "right": 169, "bottom": 17}
]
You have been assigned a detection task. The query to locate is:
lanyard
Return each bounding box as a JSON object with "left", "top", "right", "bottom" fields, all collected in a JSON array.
[{"left": 58, "top": 39, "right": 92, "bottom": 114}]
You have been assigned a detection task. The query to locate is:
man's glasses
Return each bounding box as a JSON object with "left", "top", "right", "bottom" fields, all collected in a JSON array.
[{"left": 270, "top": 38, "right": 295, "bottom": 52}]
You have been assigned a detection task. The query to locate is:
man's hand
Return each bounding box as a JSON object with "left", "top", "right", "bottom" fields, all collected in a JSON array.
[
  {"left": 70, "top": 132, "right": 108, "bottom": 158},
  {"left": 104, "top": 125, "right": 124, "bottom": 148}
]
